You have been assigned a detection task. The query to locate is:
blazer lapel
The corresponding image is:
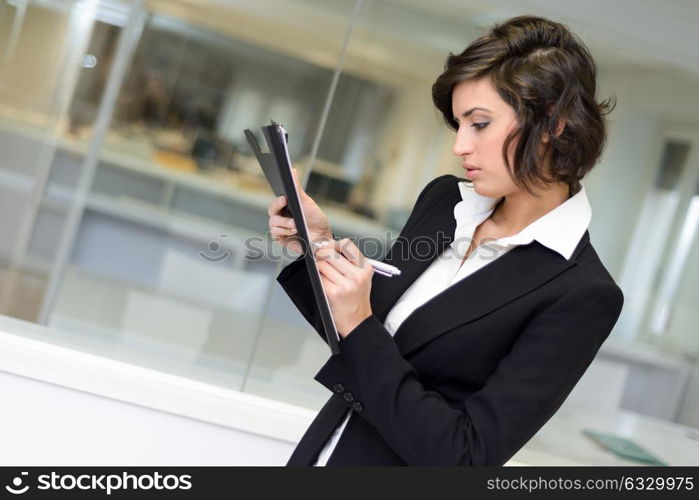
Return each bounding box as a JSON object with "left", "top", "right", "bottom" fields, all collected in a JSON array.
[
  {"left": 370, "top": 199, "right": 590, "bottom": 357},
  {"left": 392, "top": 237, "right": 586, "bottom": 357},
  {"left": 370, "top": 193, "right": 460, "bottom": 325}
]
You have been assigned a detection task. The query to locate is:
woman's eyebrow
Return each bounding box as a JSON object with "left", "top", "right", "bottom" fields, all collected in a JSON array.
[{"left": 460, "top": 107, "right": 492, "bottom": 117}]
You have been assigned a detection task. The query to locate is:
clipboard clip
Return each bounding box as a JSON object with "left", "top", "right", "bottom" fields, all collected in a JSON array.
[{"left": 270, "top": 119, "right": 289, "bottom": 145}]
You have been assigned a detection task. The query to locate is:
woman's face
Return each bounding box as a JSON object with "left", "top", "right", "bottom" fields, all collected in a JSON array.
[{"left": 451, "top": 77, "right": 521, "bottom": 198}]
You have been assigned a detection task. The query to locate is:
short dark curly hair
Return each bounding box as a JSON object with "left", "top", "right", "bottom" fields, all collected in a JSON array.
[{"left": 432, "top": 15, "right": 616, "bottom": 196}]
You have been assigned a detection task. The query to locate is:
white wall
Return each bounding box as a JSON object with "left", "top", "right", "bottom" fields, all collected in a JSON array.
[
  {"left": 0, "top": 369, "right": 295, "bottom": 466},
  {"left": 0, "top": 315, "right": 315, "bottom": 466}
]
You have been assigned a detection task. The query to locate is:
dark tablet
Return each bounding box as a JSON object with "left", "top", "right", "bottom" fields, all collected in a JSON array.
[{"left": 244, "top": 122, "right": 341, "bottom": 354}]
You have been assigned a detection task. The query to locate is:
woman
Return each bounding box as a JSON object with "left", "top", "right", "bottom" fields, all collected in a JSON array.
[{"left": 268, "top": 15, "right": 623, "bottom": 466}]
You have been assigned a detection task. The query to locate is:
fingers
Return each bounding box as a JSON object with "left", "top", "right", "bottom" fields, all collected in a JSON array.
[
  {"left": 317, "top": 258, "right": 344, "bottom": 286},
  {"left": 318, "top": 275, "right": 338, "bottom": 298},
  {"left": 333, "top": 238, "right": 367, "bottom": 268},
  {"left": 268, "top": 196, "right": 297, "bottom": 242},
  {"left": 270, "top": 214, "right": 295, "bottom": 230},
  {"left": 269, "top": 209, "right": 296, "bottom": 243},
  {"left": 270, "top": 227, "right": 296, "bottom": 242},
  {"left": 315, "top": 245, "right": 361, "bottom": 278},
  {"left": 268, "top": 195, "right": 287, "bottom": 217}
]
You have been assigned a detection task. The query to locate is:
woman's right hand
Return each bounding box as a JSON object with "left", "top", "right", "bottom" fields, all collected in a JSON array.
[{"left": 268, "top": 168, "right": 332, "bottom": 255}]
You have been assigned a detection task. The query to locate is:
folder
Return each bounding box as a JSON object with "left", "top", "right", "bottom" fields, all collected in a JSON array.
[
  {"left": 244, "top": 121, "right": 341, "bottom": 355},
  {"left": 582, "top": 429, "right": 668, "bottom": 465}
]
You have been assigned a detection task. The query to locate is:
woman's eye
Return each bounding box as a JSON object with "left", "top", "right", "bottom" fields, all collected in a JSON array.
[{"left": 471, "top": 122, "right": 489, "bottom": 130}]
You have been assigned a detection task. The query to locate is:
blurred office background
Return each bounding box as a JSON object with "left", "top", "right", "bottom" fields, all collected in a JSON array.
[{"left": 1, "top": 0, "right": 698, "bottom": 465}]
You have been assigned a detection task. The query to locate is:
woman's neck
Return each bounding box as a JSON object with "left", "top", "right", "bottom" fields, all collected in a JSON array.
[{"left": 489, "top": 181, "right": 570, "bottom": 236}]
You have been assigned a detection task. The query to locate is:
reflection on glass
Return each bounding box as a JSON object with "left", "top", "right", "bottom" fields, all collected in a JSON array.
[
  {"left": 0, "top": 0, "right": 104, "bottom": 323},
  {"left": 648, "top": 173, "right": 699, "bottom": 355},
  {"left": 635, "top": 141, "right": 691, "bottom": 344},
  {"left": 45, "top": 1, "right": 365, "bottom": 396},
  {"left": 67, "top": 11, "right": 394, "bottom": 217},
  {"left": 617, "top": 141, "right": 691, "bottom": 345}
]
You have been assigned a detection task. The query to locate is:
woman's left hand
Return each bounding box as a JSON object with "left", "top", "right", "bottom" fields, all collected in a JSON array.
[{"left": 314, "top": 238, "right": 374, "bottom": 339}]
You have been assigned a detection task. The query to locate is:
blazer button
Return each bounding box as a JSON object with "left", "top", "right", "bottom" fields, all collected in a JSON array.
[
  {"left": 332, "top": 383, "right": 344, "bottom": 394},
  {"left": 343, "top": 392, "right": 354, "bottom": 402},
  {"left": 352, "top": 401, "right": 363, "bottom": 412}
]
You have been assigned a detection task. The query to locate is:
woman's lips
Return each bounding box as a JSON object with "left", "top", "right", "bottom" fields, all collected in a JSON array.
[{"left": 462, "top": 163, "right": 481, "bottom": 179}]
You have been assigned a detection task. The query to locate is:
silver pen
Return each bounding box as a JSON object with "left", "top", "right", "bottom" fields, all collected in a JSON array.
[{"left": 367, "top": 258, "right": 401, "bottom": 277}]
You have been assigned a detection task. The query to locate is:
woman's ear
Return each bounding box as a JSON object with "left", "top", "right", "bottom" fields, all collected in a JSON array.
[
  {"left": 554, "top": 117, "right": 566, "bottom": 137},
  {"left": 542, "top": 103, "right": 566, "bottom": 144},
  {"left": 542, "top": 119, "right": 566, "bottom": 143}
]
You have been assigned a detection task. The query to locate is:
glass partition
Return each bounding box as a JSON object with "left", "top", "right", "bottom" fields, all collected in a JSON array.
[
  {"left": 41, "top": 0, "right": 361, "bottom": 391},
  {"left": 640, "top": 135, "right": 699, "bottom": 355},
  {"left": 0, "top": 0, "right": 120, "bottom": 323},
  {"left": 655, "top": 174, "right": 699, "bottom": 356}
]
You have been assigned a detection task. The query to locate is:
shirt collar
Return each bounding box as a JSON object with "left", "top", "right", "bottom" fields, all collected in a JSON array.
[{"left": 451, "top": 180, "right": 591, "bottom": 261}]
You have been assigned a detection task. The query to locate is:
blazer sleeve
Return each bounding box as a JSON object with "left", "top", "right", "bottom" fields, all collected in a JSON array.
[
  {"left": 275, "top": 174, "right": 451, "bottom": 345},
  {"left": 312, "top": 279, "right": 624, "bottom": 466}
]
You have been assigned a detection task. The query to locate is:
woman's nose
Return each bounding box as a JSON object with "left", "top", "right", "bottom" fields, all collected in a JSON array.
[{"left": 452, "top": 130, "right": 474, "bottom": 157}]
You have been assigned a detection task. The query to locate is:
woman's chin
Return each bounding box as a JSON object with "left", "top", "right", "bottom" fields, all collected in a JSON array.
[
  {"left": 471, "top": 181, "right": 491, "bottom": 197},
  {"left": 473, "top": 183, "right": 505, "bottom": 200}
]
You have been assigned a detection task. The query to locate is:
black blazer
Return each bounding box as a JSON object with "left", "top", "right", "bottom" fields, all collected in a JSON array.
[{"left": 277, "top": 174, "right": 624, "bottom": 466}]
